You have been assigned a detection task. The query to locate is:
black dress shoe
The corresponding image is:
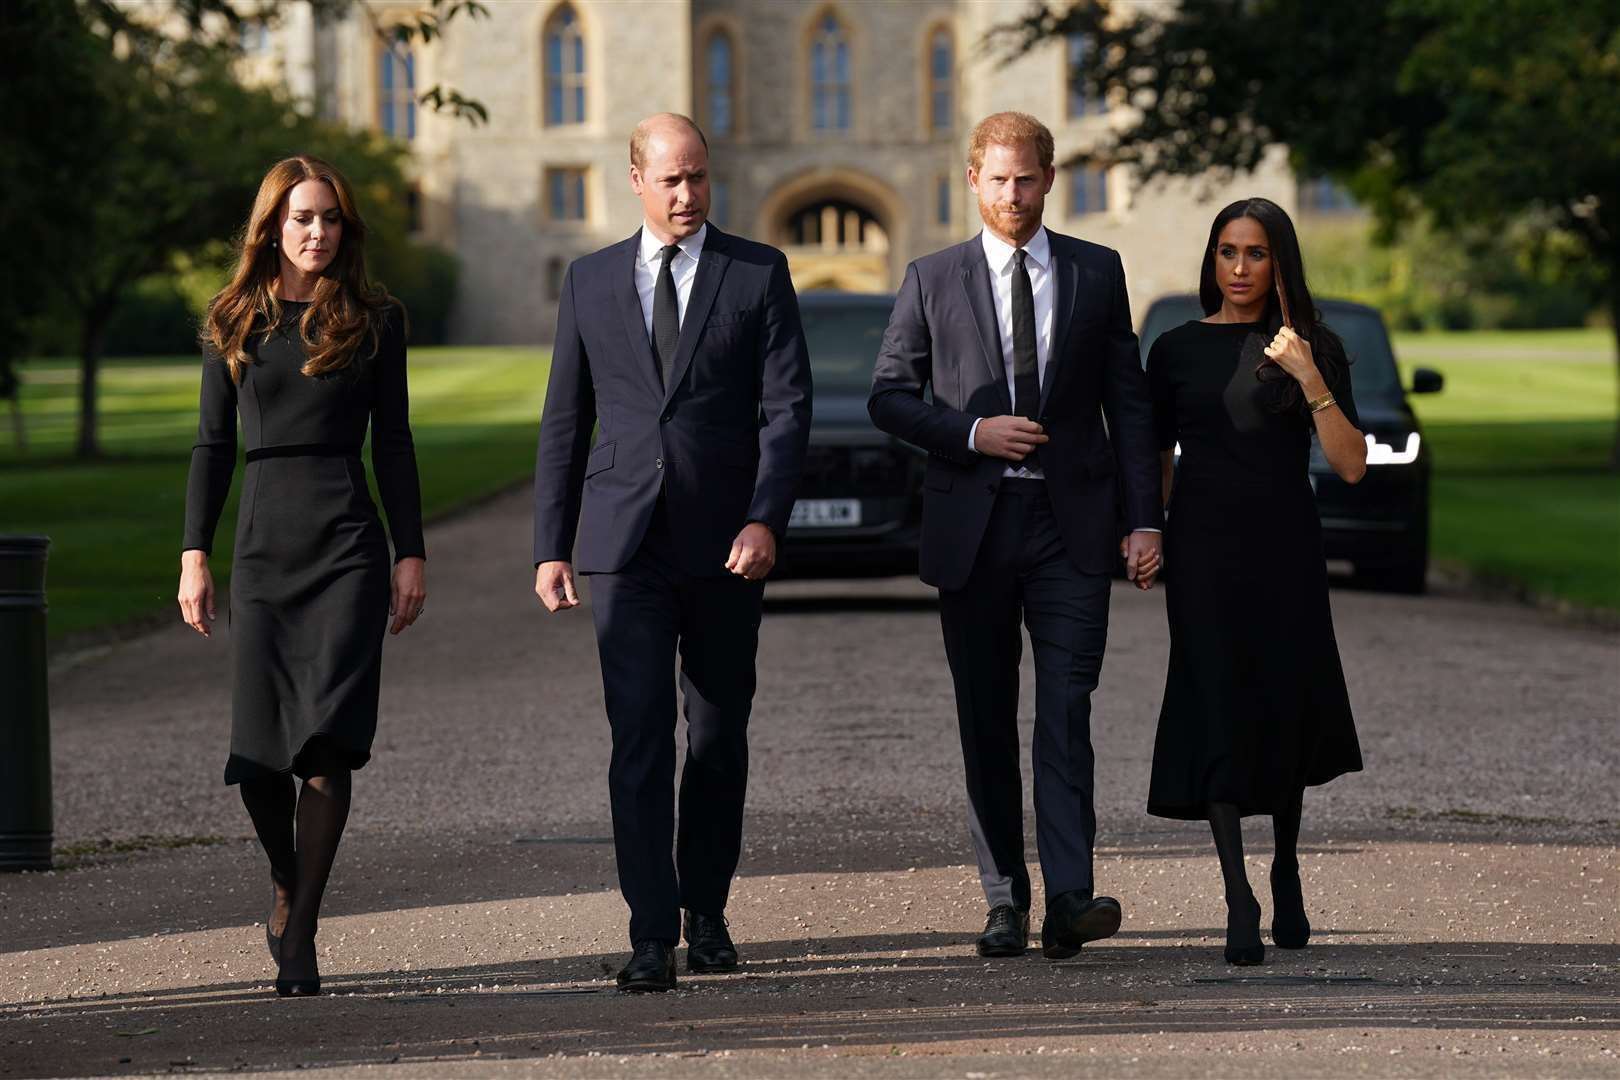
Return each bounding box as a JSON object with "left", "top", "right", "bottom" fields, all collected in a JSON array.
[
  {"left": 616, "top": 940, "right": 677, "bottom": 992},
  {"left": 1225, "top": 890, "right": 1265, "bottom": 966},
  {"left": 1270, "top": 864, "right": 1311, "bottom": 949},
  {"left": 683, "top": 910, "right": 738, "bottom": 973},
  {"left": 975, "top": 904, "right": 1029, "bottom": 957},
  {"left": 1041, "top": 892, "right": 1123, "bottom": 960}
]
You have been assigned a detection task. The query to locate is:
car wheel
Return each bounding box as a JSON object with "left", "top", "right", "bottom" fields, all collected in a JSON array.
[{"left": 1357, "top": 556, "right": 1427, "bottom": 595}]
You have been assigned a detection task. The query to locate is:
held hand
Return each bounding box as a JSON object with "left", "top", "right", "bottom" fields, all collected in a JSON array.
[
  {"left": 535, "top": 560, "right": 580, "bottom": 613},
  {"left": 177, "top": 551, "right": 216, "bottom": 637},
  {"left": 389, "top": 556, "right": 427, "bottom": 635},
  {"left": 1262, "top": 326, "right": 1320, "bottom": 386},
  {"left": 725, "top": 522, "right": 776, "bottom": 582},
  {"left": 1121, "top": 531, "right": 1162, "bottom": 590},
  {"left": 974, "top": 416, "right": 1049, "bottom": 463}
]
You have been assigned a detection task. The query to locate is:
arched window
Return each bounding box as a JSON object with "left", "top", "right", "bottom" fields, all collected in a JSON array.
[
  {"left": 379, "top": 43, "right": 416, "bottom": 139},
  {"left": 788, "top": 198, "right": 886, "bottom": 253},
  {"left": 705, "top": 30, "right": 735, "bottom": 137},
  {"left": 810, "top": 12, "right": 851, "bottom": 133},
  {"left": 543, "top": 4, "right": 586, "bottom": 127},
  {"left": 928, "top": 27, "right": 953, "bottom": 134}
]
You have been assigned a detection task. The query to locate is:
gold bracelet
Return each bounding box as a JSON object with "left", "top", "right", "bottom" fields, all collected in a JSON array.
[{"left": 1308, "top": 391, "right": 1337, "bottom": 414}]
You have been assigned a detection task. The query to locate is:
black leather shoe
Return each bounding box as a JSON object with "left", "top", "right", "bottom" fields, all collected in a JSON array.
[
  {"left": 1041, "top": 892, "right": 1123, "bottom": 960},
  {"left": 975, "top": 904, "right": 1030, "bottom": 957},
  {"left": 683, "top": 910, "right": 739, "bottom": 973},
  {"left": 616, "top": 940, "right": 677, "bottom": 992}
]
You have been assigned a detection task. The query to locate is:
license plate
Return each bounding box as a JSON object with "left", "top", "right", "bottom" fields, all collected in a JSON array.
[{"left": 790, "top": 498, "right": 862, "bottom": 528}]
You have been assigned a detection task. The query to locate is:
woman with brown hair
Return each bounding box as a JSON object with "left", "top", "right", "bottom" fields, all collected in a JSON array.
[
  {"left": 177, "top": 155, "right": 425, "bottom": 996},
  {"left": 1145, "top": 197, "right": 1366, "bottom": 967}
]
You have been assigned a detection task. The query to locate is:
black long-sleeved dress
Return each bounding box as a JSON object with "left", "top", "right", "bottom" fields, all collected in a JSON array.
[
  {"left": 183, "top": 300, "right": 424, "bottom": 784},
  {"left": 1144, "top": 320, "right": 1362, "bottom": 819}
]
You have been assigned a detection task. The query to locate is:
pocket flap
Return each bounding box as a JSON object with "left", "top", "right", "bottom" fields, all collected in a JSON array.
[{"left": 584, "top": 440, "right": 615, "bottom": 478}]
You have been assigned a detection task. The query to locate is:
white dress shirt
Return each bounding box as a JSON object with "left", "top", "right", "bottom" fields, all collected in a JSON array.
[
  {"left": 969, "top": 226, "right": 1054, "bottom": 479},
  {"left": 634, "top": 222, "right": 707, "bottom": 337}
]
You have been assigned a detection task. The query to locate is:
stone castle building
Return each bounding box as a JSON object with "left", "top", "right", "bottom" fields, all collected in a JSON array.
[{"left": 245, "top": 0, "right": 1300, "bottom": 344}]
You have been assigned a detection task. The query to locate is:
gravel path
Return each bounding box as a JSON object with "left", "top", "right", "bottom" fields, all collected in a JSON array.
[{"left": 3, "top": 487, "right": 1616, "bottom": 1078}]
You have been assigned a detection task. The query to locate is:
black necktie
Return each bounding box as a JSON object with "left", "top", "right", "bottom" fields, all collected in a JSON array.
[
  {"left": 652, "top": 243, "right": 681, "bottom": 390},
  {"left": 1011, "top": 248, "right": 1039, "bottom": 421}
]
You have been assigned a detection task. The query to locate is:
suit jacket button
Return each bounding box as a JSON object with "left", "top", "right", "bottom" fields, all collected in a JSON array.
[
  {"left": 986, "top": 483, "right": 998, "bottom": 494},
  {"left": 655, "top": 458, "right": 664, "bottom": 470},
  {"left": 661, "top": 412, "right": 672, "bottom": 423}
]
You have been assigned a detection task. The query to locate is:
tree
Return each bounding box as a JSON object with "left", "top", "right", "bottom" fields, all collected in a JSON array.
[
  {"left": 996, "top": 0, "right": 1620, "bottom": 463},
  {"left": 0, "top": 0, "right": 485, "bottom": 459}
]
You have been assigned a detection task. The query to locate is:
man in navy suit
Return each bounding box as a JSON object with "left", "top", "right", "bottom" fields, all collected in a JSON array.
[
  {"left": 869, "top": 112, "right": 1163, "bottom": 961},
  {"left": 533, "top": 113, "right": 812, "bottom": 992}
]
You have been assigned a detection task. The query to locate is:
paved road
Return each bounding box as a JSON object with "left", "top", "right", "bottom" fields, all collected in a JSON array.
[{"left": 3, "top": 488, "right": 1617, "bottom": 1078}]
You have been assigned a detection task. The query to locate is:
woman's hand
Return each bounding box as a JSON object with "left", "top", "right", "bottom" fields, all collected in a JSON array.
[
  {"left": 178, "top": 551, "right": 216, "bottom": 637},
  {"left": 390, "top": 556, "right": 427, "bottom": 635},
  {"left": 1263, "top": 326, "right": 1325, "bottom": 392}
]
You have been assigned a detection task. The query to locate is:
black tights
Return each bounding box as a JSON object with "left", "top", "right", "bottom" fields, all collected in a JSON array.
[
  {"left": 1208, "top": 791, "right": 1304, "bottom": 899},
  {"left": 239, "top": 741, "right": 353, "bottom": 978}
]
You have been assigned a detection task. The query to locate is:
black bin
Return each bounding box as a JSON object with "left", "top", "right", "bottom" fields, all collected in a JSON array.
[{"left": 0, "top": 535, "right": 51, "bottom": 871}]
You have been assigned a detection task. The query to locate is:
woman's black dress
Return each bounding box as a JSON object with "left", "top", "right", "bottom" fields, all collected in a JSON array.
[
  {"left": 183, "top": 301, "right": 424, "bottom": 784},
  {"left": 1145, "top": 320, "right": 1361, "bottom": 820}
]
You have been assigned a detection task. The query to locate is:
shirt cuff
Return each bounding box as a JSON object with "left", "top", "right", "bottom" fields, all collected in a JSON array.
[
  {"left": 1132, "top": 528, "right": 1162, "bottom": 534},
  {"left": 968, "top": 417, "right": 983, "bottom": 453}
]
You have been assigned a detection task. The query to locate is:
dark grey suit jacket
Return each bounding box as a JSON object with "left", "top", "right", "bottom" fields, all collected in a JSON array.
[
  {"left": 533, "top": 226, "right": 813, "bottom": 576},
  {"left": 868, "top": 230, "right": 1162, "bottom": 590}
]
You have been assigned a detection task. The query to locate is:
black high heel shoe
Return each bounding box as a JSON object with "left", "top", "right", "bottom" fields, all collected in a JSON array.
[
  {"left": 1224, "top": 890, "right": 1265, "bottom": 966},
  {"left": 1270, "top": 864, "right": 1311, "bottom": 949},
  {"left": 266, "top": 886, "right": 283, "bottom": 963},
  {"left": 274, "top": 936, "right": 321, "bottom": 997}
]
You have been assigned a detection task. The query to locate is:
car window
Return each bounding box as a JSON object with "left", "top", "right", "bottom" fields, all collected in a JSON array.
[
  {"left": 802, "top": 302, "right": 894, "bottom": 393},
  {"left": 1139, "top": 296, "right": 1405, "bottom": 407}
]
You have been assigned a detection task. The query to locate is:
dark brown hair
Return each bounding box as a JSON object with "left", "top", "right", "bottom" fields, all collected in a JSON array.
[{"left": 203, "top": 155, "right": 395, "bottom": 382}]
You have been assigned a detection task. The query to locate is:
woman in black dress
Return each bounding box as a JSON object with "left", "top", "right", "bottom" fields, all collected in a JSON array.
[
  {"left": 177, "top": 156, "right": 425, "bottom": 996},
  {"left": 1144, "top": 198, "right": 1367, "bottom": 966}
]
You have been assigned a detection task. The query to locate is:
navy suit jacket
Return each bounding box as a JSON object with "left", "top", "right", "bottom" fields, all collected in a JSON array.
[
  {"left": 868, "top": 230, "right": 1162, "bottom": 590},
  {"left": 533, "top": 225, "right": 813, "bottom": 576}
]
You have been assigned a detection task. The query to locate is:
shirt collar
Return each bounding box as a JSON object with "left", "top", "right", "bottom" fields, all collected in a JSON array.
[
  {"left": 639, "top": 222, "right": 707, "bottom": 267},
  {"left": 980, "top": 225, "right": 1051, "bottom": 275}
]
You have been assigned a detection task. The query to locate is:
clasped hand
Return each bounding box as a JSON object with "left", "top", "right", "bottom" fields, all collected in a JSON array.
[{"left": 1120, "top": 531, "right": 1162, "bottom": 590}]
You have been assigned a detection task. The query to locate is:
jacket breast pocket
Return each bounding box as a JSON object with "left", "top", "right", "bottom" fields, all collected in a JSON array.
[
  {"left": 706, "top": 310, "right": 749, "bottom": 328},
  {"left": 584, "top": 440, "right": 615, "bottom": 478}
]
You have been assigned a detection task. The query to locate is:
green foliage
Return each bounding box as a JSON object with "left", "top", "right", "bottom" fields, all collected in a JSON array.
[
  {"left": 2, "top": 346, "right": 549, "bottom": 639},
  {"left": 1305, "top": 217, "right": 1604, "bottom": 332}
]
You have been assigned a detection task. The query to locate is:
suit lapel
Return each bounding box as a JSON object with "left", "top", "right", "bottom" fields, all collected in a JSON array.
[
  {"left": 662, "top": 225, "right": 731, "bottom": 406},
  {"left": 612, "top": 230, "right": 664, "bottom": 399},
  {"left": 1042, "top": 237, "right": 1080, "bottom": 414},
  {"left": 959, "top": 242, "right": 1012, "bottom": 413}
]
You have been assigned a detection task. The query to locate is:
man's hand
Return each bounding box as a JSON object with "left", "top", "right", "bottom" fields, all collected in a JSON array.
[
  {"left": 1121, "top": 530, "right": 1162, "bottom": 590},
  {"left": 725, "top": 522, "right": 776, "bottom": 582},
  {"left": 535, "top": 560, "right": 580, "bottom": 612},
  {"left": 973, "top": 416, "right": 1049, "bottom": 462}
]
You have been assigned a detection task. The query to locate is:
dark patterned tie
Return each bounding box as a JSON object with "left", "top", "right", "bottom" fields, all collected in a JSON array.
[
  {"left": 652, "top": 243, "right": 681, "bottom": 390},
  {"left": 1011, "top": 248, "right": 1039, "bottom": 421}
]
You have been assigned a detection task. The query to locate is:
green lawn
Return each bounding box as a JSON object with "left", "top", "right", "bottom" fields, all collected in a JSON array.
[
  {"left": 2, "top": 348, "right": 550, "bottom": 639},
  {"left": 4, "top": 327, "right": 1616, "bottom": 640},
  {"left": 1392, "top": 327, "right": 1619, "bottom": 611}
]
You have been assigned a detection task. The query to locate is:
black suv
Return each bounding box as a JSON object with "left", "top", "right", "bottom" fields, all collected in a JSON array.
[
  {"left": 775, "top": 292, "right": 925, "bottom": 579},
  {"left": 1139, "top": 295, "right": 1444, "bottom": 592}
]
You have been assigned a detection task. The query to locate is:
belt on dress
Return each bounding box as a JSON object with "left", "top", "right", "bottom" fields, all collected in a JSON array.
[{"left": 245, "top": 443, "right": 363, "bottom": 463}]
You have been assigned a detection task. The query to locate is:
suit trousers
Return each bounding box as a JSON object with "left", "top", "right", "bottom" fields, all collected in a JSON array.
[
  {"left": 586, "top": 498, "right": 765, "bottom": 945},
  {"left": 937, "top": 479, "right": 1111, "bottom": 912}
]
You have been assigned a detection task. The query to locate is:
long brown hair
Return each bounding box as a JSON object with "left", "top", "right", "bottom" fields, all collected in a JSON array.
[{"left": 203, "top": 156, "right": 395, "bottom": 382}]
